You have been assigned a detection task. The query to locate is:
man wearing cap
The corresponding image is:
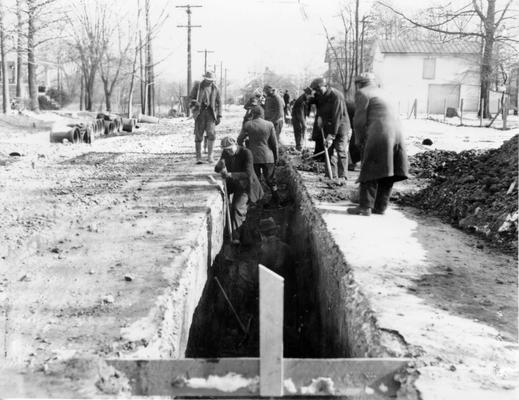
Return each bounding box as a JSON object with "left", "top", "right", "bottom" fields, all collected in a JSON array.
[
  {"left": 215, "top": 136, "right": 264, "bottom": 243},
  {"left": 347, "top": 73, "right": 409, "bottom": 216},
  {"left": 190, "top": 71, "right": 222, "bottom": 164},
  {"left": 291, "top": 87, "right": 312, "bottom": 151},
  {"left": 309, "top": 77, "right": 351, "bottom": 180},
  {"left": 237, "top": 105, "right": 279, "bottom": 206},
  {"left": 263, "top": 85, "right": 285, "bottom": 140}
]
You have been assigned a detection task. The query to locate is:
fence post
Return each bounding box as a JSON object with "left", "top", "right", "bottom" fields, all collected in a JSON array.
[
  {"left": 479, "top": 97, "right": 484, "bottom": 127},
  {"left": 414, "top": 98, "right": 417, "bottom": 119},
  {"left": 460, "top": 98, "right": 464, "bottom": 125},
  {"left": 443, "top": 99, "right": 447, "bottom": 122}
]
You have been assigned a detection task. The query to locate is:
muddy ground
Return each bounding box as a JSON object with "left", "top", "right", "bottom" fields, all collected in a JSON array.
[{"left": 0, "top": 108, "right": 517, "bottom": 397}]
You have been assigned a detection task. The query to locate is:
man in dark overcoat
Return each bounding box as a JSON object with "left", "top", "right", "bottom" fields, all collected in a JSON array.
[
  {"left": 346, "top": 99, "right": 361, "bottom": 171},
  {"left": 263, "top": 85, "right": 285, "bottom": 141},
  {"left": 309, "top": 77, "right": 351, "bottom": 180},
  {"left": 215, "top": 136, "right": 264, "bottom": 243},
  {"left": 237, "top": 106, "right": 279, "bottom": 206},
  {"left": 291, "top": 87, "right": 312, "bottom": 151},
  {"left": 283, "top": 90, "right": 290, "bottom": 117},
  {"left": 190, "top": 71, "right": 222, "bottom": 164},
  {"left": 347, "top": 73, "right": 409, "bottom": 216}
]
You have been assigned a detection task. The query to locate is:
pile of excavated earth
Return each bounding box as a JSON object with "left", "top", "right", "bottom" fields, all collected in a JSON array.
[{"left": 402, "top": 135, "right": 518, "bottom": 252}]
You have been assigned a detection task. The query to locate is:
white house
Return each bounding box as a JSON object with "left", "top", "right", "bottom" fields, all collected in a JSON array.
[{"left": 372, "top": 39, "right": 482, "bottom": 115}]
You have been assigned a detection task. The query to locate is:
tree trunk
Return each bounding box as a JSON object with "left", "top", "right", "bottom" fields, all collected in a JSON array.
[
  {"left": 103, "top": 79, "right": 112, "bottom": 112},
  {"left": 478, "top": 0, "right": 496, "bottom": 119},
  {"left": 128, "top": 43, "right": 139, "bottom": 118},
  {"left": 79, "top": 70, "right": 84, "bottom": 111},
  {"left": 139, "top": 33, "right": 144, "bottom": 115},
  {"left": 354, "top": 0, "right": 359, "bottom": 77},
  {"left": 15, "top": 0, "right": 22, "bottom": 98},
  {"left": 145, "top": 0, "right": 154, "bottom": 116},
  {"left": 0, "top": 0, "right": 9, "bottom": 113},
  {"left": 27, "top": 1, "right": 39, "bottom": 111}
]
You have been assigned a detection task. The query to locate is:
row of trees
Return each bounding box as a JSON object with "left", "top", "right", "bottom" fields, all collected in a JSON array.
[
  {"left": 0, "top": 0, "right": 164, "bottom": 116},
  {"left": 324, "top": 0, "right": 518, "bottom": 117}
]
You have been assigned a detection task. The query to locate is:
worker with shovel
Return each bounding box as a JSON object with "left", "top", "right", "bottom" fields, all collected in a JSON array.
[
  {"left": 309, "top": 77, "right": 351, "bottom": 182},
  {"left": 215, "top": 136, "right": 264, "bottom": 244},
  {"left": 291, "top": 87, "right": 313, "bottom": 151}
]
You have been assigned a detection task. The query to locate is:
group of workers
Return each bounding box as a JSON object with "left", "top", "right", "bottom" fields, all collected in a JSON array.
[{"left": 189, "top": 70, "right": 409, "bottom": 244}]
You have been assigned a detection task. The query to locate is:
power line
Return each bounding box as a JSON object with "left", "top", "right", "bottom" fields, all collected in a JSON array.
[
  {"left": 197, "top": 48, "right": 215, "bottom": 74},
  {"left": 176, "top": 4, "right": 202, "bottom": 109}
]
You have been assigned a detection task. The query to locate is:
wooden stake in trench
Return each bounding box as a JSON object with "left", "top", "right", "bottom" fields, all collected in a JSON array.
[{"left": 106, "top": 267, "right": 410, "bottom": 397}]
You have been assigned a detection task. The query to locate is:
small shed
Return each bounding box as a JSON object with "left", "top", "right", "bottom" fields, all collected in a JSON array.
[{"left": 372, "top": 39, "right": 481, "bottom": 115}]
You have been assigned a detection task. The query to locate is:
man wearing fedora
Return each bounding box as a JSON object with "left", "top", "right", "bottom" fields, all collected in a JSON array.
[{"left": 190, "top": 71, "right": 222, "bottom": 164}]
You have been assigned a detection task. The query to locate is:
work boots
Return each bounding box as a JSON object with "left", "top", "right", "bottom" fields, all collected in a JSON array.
[
  {"left": 207, "top": 140, "right": 215, "bottom": 163},
  {"left": 195, "top": 142, "right": 203, "bottom": 164}
]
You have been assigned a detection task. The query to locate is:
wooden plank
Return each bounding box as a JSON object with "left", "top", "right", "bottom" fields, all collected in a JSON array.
[
  {"left": 106, "top": 358, "right": 410, "bottom": 397},
  {"left": 259, "top": 264, "right": 284, "bottom": 397}
]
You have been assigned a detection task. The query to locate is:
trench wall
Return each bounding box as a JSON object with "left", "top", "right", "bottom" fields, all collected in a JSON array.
[{"left": 286, "top": 165, "right": 398, "bottom": 358}]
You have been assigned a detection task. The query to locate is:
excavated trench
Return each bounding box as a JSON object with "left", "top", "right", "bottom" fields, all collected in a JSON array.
[{"left": 185, "top": 165, "right": 383, "bottom": 359}]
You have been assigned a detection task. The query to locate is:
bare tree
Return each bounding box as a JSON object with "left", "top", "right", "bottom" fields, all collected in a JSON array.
[
  {"left": 379, "top": 0, "right": 517, "bottom": 117},
  {"left": 15, "top": 0, "right": 23, "bottom": 98},
  {"left": 67, "top": 0, "right": 105, "bottom": 111},
  {"left": 23, "top": 0, "right": 61, "bottom": 111},
  {"left": 0, "top": 0, "right": 9, "bottom": 113}
]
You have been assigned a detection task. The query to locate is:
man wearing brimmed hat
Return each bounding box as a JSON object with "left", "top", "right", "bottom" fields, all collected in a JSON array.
[
  {"left": 189, "top": 71, "right": 222, "bottom": 164},
  {"left": 291, "top": 87, "right": 312, "bottom": 151},
  {"left": 215, "top": 136, "right": 264, "bottom": 244},
  {"left": 347, "top": 73, "right": 409, "bottom": 216},
  {"left": 308, "top": 77, "right": 351, "bottom": 181},
  {"left": 237, "top": 105, "right": 280, "bottom": 207},
  {"left": 263, "top": 85, "right": 285, "bottom": 141}
]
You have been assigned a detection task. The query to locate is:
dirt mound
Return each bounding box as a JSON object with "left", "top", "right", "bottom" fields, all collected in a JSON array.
[{"left": 401, "top": 135, "right": 518, "bottom": 252}]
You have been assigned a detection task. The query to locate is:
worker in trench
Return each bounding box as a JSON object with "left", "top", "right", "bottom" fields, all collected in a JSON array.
[
  {"left": 347, "top": 73, "right": 409, "bottom": 216},
  {"left": 189, "top": 71, "right": 222, "bottom": 164},
  {"left": 215, "top": 136, "right": 264, "bottom": 244},
  {"left": 237, "top": 105, "right": 280, "bottom": 207},
  {"left": 308, "top": 77, "right": 351, "bottom": 182},
  {"left": 290, "top": 87, "right": 313, "bottom": 151}
]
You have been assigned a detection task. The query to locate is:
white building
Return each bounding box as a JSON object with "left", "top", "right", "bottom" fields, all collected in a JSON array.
[{"left": 372, "top": 40, "right": 482, "bottom": 115}]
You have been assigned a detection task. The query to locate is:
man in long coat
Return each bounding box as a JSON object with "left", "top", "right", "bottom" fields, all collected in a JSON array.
[
  {"left": 291, "top": 87, "right": 312, "bottom": 151},
  {"left": 309, "top": 77, "right": 351, "bottom": 180},
  {"left": 190, "top": 71, "right": 222, "bottom": 164},
  {"left": 347, "top": 73, "right": 409, "bottom": 216},
  {"left": 237, "top": 105, "right": 279, "bottom": 206},
  {"left": 215, "top": 136, "right": 264, "bottom": 243},
  {"left": 263, "top": 85, "right": 285, "bottom": 141}
]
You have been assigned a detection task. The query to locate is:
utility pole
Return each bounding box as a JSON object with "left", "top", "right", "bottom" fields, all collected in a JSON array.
[
  {"left": 177, "top": 4, "right": 202, "bottom": 114},
  {"left": 224, "top": 68, "right": 228, "bottom": 109},
  {"left": 197, "top": 48, "right": 214, "bottom": 74},
  {"left": 219, "top": 61, "right": 223, "bottom": 93}
]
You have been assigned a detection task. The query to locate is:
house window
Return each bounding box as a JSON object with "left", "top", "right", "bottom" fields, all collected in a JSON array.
[{"left": 423, "top": 58, "right": 436, "bottom": 80}]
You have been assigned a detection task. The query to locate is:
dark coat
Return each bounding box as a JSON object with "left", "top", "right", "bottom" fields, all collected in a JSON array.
[
  {"left": 264, "top": 92, "right": 284, "bottom": 123},
  {"left": 353, "top": 84, "right": 409, "bottom": 183},
  {"left": 346, "top": 100, "right": 361, "bottom": 164},
  {"left": 291, "top": 94, "right": 309, "bottom": 123},
  {"left": 215, "top": 146, "right": 264, "bottom": 203},
  {"left": 190, "top": 80, "right": 222, "bottom": 121},
  {"left": 237, "top": 118, "right": 278, "bottom": 164}
]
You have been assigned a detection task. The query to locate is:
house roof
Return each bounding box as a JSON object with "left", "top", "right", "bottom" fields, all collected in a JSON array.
[{"left": 377, "top": 39, "right": 480, "bottom": 55}]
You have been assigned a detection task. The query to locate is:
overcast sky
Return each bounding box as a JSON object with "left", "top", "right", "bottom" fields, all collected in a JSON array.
[{"left": 152, "top": 0, "right": 424, "bottom": 87}]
